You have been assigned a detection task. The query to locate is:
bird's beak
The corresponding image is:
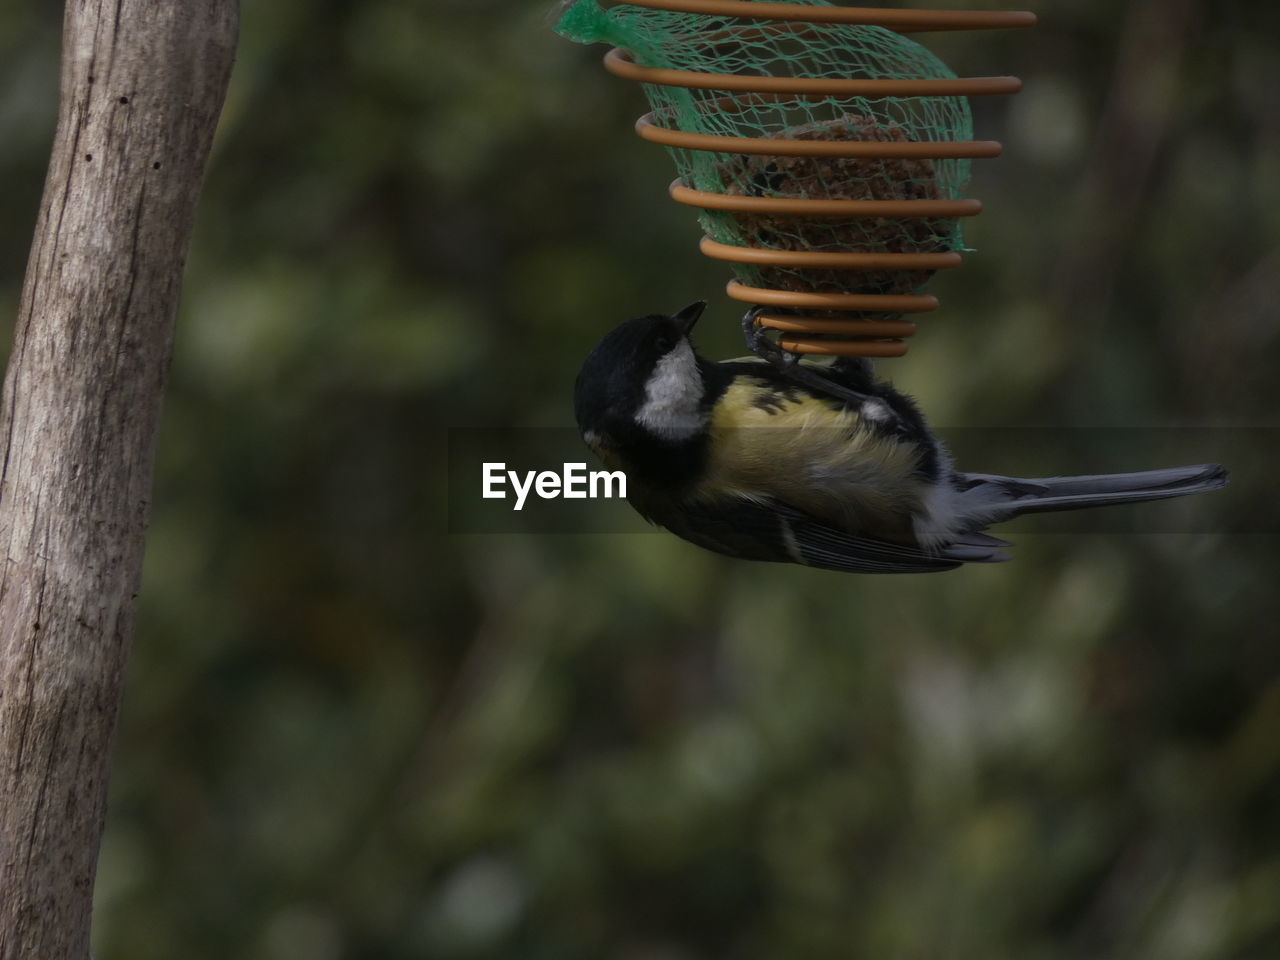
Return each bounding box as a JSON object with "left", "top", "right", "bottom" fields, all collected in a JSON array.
[{"left": 674, "top": 300, "right": 707, "bottom": 336}]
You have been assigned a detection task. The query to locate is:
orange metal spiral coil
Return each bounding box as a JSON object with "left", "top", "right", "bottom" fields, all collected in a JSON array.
[{"left": 602, "top": 0, "right": 1035, "bottom": 357}]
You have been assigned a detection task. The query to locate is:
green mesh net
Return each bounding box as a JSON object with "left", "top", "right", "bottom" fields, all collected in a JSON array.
[{"left": 555, "top": 0, "right": 974, "bottom": 303}]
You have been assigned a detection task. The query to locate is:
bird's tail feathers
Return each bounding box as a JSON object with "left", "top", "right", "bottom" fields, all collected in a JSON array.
[{"left": 955, "top": 463, "right": 1227, "bottom": 523}]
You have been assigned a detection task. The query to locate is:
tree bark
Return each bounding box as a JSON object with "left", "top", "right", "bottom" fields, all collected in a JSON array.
[{"left": 0, "top": 3, "right": 238, "bottom": 958}]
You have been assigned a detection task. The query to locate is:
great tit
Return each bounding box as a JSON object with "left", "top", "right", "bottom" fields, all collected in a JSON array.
[{"left": 573, "top": 301, "right": 1228, "bottom": 574}]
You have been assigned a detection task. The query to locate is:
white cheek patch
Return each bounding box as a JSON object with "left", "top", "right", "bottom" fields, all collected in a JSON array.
[{"left": 635, "top": 340, "right": 705, "bottom": 440}]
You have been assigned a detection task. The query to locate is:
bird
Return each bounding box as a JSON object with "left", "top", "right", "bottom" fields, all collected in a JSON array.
[{"left": 572, "top": 301, "right": 1228, "bottom": 574}]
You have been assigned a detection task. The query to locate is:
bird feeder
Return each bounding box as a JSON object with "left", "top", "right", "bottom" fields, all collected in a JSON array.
[{"left": 555, "top": 0, "right": 1035, "bottom": 358}]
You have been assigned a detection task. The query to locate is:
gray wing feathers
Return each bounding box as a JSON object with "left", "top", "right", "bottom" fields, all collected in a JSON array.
[
  {"left": 777, "top": 510, "right": 967, "bottom": 573},
  {"left": 665, "top": 496, "right": 999, "bottom": 574},
  {"left": 938, "top": 532, "right": 1013, "bottom": 563}
]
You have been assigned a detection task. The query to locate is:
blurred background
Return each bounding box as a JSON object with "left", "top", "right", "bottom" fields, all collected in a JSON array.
[{"left": 3, "top": 0, "right": 1280, "bottom": 957}]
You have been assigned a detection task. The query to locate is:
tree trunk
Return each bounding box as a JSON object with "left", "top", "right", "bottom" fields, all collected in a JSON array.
[{"left": 0, "top": 3, "right": 238, "bottom": 958}]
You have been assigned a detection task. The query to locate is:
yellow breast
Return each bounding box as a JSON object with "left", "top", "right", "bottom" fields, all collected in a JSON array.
[{"left": 694, "top": 377, "right": 925, "bottom": 538}]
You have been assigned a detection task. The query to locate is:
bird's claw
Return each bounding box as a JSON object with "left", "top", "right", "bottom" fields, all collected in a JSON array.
[
  {"left": 740, "top": 306, "right": 875, "bottom": 408},
  {"left": 741, "top": 307, "right": 796, "bottom": 368},
  {"left": 740, "top": 306, "right": 768, "bottom": 354}
]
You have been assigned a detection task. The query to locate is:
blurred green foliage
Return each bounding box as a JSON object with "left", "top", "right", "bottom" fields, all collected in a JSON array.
[{"left": 2, "top": 1, "right": 1280, "bottom": 958}]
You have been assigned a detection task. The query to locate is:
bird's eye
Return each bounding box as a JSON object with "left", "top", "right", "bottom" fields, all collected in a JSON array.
[{"left": 654, "top": 333, "right": 675, "bottom": 353}]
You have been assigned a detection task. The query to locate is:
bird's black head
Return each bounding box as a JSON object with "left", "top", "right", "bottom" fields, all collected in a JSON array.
[{"left": 574, "top": 301, "right": 711, "bottom": 453}]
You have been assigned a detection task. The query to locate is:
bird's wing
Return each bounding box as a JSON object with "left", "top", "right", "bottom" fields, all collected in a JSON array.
[
  {"left": 656, "top": 494, "right": 990, "bottom": 574},
  {"left": 717, "top": 356, "right": 869, "bottom": 398}
]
